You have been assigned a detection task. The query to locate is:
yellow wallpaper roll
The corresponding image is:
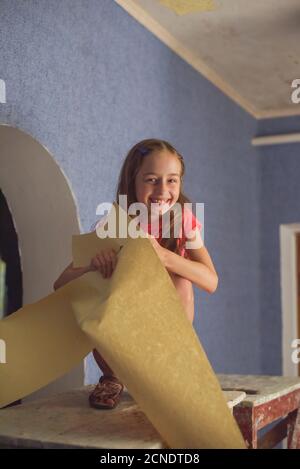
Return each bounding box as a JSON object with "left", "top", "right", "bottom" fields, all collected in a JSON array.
[
  {"left": 0, "top": 282, "right": 92, "bottom": 407},
  {"left": 0, "top": 203, "right": 245, "bottom": 448},
  {"left": 71, "top": 233, "right": 245, "bottom": 449}
]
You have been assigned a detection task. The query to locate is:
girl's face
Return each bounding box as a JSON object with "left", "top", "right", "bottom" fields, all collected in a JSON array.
[{"left": 135, "top": 149, "right": 182, "bottom": 218}]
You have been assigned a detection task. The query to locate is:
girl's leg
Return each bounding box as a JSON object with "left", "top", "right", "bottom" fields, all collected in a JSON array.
[
  {"left": 169, "top": 273, "right": 195, "bottom": 324},
  {"left": 92, "top": 349, "right": 116, "bottom": 377},
  {"left": 89, "top": 349, "right": 124, "bottom": 409}
]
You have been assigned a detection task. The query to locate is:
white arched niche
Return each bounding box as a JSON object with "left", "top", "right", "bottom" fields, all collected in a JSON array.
[{"left": 0, "top": 124, "right": 85, "bottom": 401}]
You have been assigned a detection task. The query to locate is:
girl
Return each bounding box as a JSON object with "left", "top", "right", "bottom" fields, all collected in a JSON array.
[{"left": 53, "top": 138, "right": 218, "bottom": 410}]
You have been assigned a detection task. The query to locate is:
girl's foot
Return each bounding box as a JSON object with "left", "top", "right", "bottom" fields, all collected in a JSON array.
[{"left": 89, "top": 375, "right": 124, "bottom": 410}]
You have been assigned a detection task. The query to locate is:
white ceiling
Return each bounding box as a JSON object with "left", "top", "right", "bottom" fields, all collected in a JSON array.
[{"left": 115, "top": 0, "right": 300, "bottom": 119}]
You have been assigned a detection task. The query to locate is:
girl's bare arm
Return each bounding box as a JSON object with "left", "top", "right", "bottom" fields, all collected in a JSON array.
[
  {"left": 163, "top": 244, "right": 218, "bottom": 294},
  {"left": 53, "top": 248, "right": 119, "bottom": 291},
  {"left": 148, "top": 230, "right": 218, "bottom": 294},
  {"left": 53, "top": 262, "right": 91, "bottom": 290}
]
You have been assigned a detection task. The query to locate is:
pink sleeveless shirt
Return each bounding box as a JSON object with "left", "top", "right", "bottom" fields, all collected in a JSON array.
[{"left": 91, "top": 206, "right": 203, "bottom": 258}]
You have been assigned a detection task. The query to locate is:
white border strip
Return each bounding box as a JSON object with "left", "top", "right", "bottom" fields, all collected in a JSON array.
[{"left": 280, "top": 224, "right": 300, "bottom": 376}]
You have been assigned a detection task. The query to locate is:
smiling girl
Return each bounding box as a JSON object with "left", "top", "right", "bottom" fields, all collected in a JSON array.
[{"left": 53, "top": 139, "right": 218, "bottom": 410}]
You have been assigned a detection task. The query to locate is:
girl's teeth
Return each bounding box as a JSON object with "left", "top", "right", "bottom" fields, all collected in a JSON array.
[{"left": 151, "top": 199, "right": 169, "bottom": 204}]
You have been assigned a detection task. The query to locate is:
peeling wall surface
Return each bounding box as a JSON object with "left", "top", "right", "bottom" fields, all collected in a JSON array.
[
  {"left": 117, "top": 0, "right": 300, "bottom": 117},
  {"left": 157, "top": 0, "right": 216, "bottom": 15},
  {"left": 0, "top": 0, "right": 299, "bottom": 384}
]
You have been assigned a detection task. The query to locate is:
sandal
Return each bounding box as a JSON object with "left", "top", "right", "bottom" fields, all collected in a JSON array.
[{"left": 89, "top": 375, "right": 124, "bottom": 410}]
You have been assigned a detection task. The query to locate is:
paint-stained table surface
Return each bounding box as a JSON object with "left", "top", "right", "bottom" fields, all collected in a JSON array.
[
  {"left": 218, "top": 374, "right": 300, "bottom": 406},
  {"left": 0, "top": 385, "right": 245, "bottom": 449},
  {"left": 217, "top": 374, "right": 300, "bottom": 449}
]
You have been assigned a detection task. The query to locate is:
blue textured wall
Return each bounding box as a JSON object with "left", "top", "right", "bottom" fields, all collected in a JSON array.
[
  {"left": 257, "top": 116, "right": 300, "bottom": 374},
  {"left": 1, "top": 0, "right": 292, "bottom": 383}
]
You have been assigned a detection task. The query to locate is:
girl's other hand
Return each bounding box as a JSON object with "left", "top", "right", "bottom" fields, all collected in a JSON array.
[{"left": 89, "top": 248, "right": 118, "bottom": 278}]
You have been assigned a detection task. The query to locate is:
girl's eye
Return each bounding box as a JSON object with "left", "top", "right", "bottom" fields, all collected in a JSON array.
[{"left": 145, "top": 178, "right": 179, "bottom": 184}]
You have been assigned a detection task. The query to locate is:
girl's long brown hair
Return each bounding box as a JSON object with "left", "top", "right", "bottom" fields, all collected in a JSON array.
[{"left": 115, "top": 138, "right": 192, "bottom": 254}]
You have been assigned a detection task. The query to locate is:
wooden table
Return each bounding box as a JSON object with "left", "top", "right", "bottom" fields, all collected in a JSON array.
[
  {"left": 0, "top": 385, "right": 245, "bottom": 449},
  {"left": 217, "top": 374, "right": 300, "bottom": 449}
]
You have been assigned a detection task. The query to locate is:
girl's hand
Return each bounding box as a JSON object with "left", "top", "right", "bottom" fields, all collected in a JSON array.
[
  {"left": 148, "top": 235, "right": 167, "bottom": 266},
  {"left": 89, "top": 248, "right": 118, "bottom": 278}
]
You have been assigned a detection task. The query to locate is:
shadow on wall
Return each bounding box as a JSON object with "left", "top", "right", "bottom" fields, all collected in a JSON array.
[{"left": 0, "top": 189, "right": 23, "bottom": 317}]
